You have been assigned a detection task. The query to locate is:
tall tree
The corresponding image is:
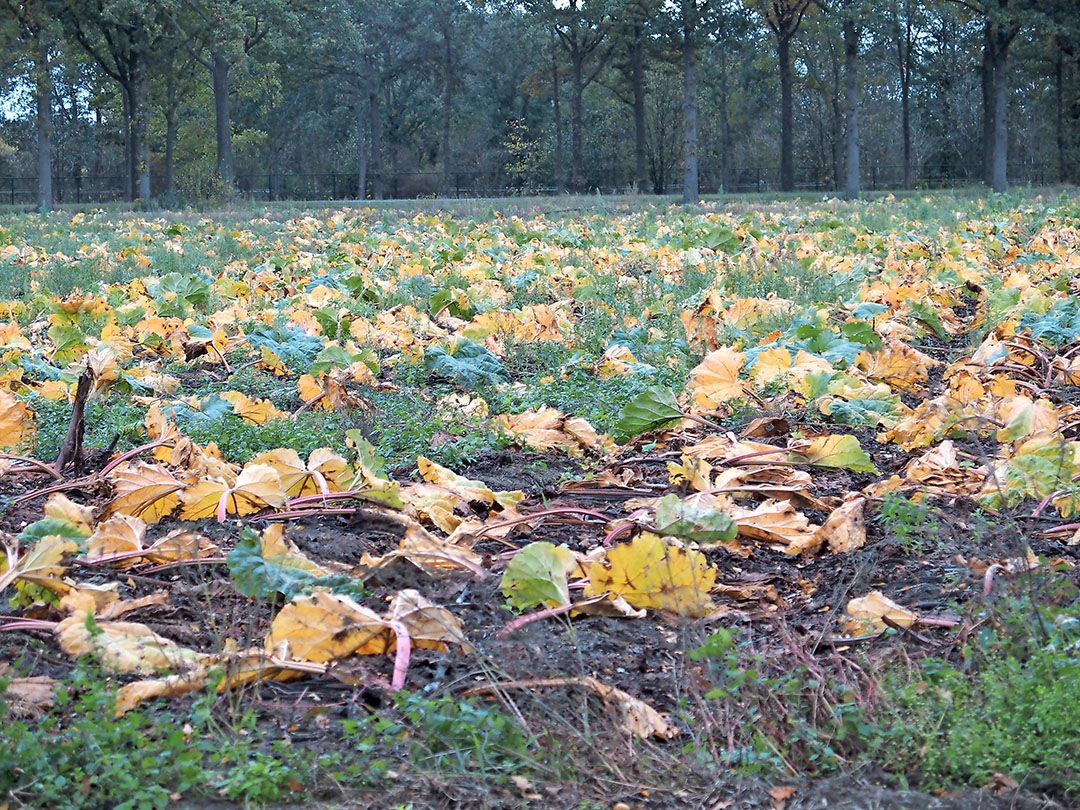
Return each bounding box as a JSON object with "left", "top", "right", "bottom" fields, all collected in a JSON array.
[
  {"left": 749, "top": 0, "right": 816, "bottom": 191},
  {"left": 2, "top": 0, "right": 55, "bottom": 210},
  {"left": 177, "top": 0, "right": 288, "bottom": 187},
  {"left": 605, "top": 0, "right": 659, "bottom": 192},
  {"left": 677, "top": 0, "right": 710, "bottom": 203},
  {"left": 836, "top": 2, "right": 865, "bottom": 199},
  {"left": 428, "top": 0, "right": 468, "bottom": 194},
  {"left": 884, "top": 0, "right": 918, "bottom": 187},
  {"left": 530, "top": 0, "right": 614, "bottom": 190},
  {"left": 958, "top": 0, "right": 1023, "bottom": 192},
  {"left": 51, "top": 0, "right": 177, "bottom": 202}
]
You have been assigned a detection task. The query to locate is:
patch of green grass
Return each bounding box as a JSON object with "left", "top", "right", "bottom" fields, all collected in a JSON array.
[
  {"left": 0, "top": 665, "right": 396, "bottom": 808},
  {"left": 29, "top": 394, "right": 146, "bottom": 460},
  {"left": 391, "top": 692, "right": 537, "bottom": 777},
  {"left": 184, "top": 409, "right": 367, "bottom": 461},
  {"left": 720, "top": 257, "right": 862, "bottom": 308},
  {"left": 366, "top": 385, "right": 512, "bottom": 471},
  {"left": 0, "top": 663, "right": 207, "bottom": 809},
  {"left": 686, "top": 597, "right": 1080, "bottom": 801},
  {"left": 685, "top": 627, "right": 872, "bottom": 778},
  {"left": 874, "top": 493, "right": 941, "bottom": 556},
  {"left": 873, "top": 598, "right": 1080, "bottom": 799}
]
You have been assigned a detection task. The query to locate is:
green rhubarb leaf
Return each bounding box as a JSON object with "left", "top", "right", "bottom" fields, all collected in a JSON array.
[{"left": 499, "top": 542, "right": 576, "bottom": 611}]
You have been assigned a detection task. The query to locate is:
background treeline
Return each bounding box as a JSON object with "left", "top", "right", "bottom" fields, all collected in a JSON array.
[{"left": 1, "top": 0, "right": 1078, "bottom": 209}]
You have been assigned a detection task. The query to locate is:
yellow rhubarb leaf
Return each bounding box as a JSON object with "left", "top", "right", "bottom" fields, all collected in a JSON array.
[
  {"left": 689, "top": 347, "right": 745, "bottom": 408},
  {"left": 179, "top": 463, "right": 285, "bottom": 521},
  {"left": 220, "top": 391, "right": 288, "bottom": 425},
  {"left": 584, "top": 532, "right": 716, "bottom": 617},
  {"left": 104, "top": 462, "right": 185, "bottom": 522}
]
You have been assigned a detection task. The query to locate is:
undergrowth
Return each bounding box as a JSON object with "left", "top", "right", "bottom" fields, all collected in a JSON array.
[
  {"left": 683, "top": 594, "right": 1080, "bottom": 801},
  {"left": 0, "top": 663, "right": 542, "bottom": 808}
]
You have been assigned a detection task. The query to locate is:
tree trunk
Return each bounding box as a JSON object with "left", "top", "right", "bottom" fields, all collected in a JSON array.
[
  {"left": 551, "top": 31, "right": 565, "bottom": 192},
  {"left": 631, "top": 28, "right": 648, "bottom": 193},
  {"left": 163, "top": 65, "right": 178, "bottom": 196},
  {"left": 441, "top": 25, "right": 453, "bottom": 194},
  {"left": 842, "top": 17, "right": 860, "bottom": 200},
  {"left": 981, "top": 25, "right": 994, "bottom": 186},
  {"left": 990, "top": 38, "right": 1008, "bottom": 193},
  {"left": 212, "top": 51, "right": 235, "bottom": 187},
  {"left": 570, "top": 45, "right": 585, "bottom": 191},
  {"left": 357, "top": 94, "right": 368, "bottom": 199},
  {"left": 900, "top": 21, "right": 912, "bottom": 188},
  {"left": 681, "top": 1, "right": 698, "bottom": 204},
  {"left": 121, "top": 82, "right": 135, "bottom": 202},
  {"left": 35, "top": 38, "right": 53, "bottom": 212},
  {"left": 132, "top": 63, "right": 151, "bottom": 203},
  {"left": 164, "top": 109, "right": 177, "bottom": 196},
  {"left": 778, "top": 34, "right": 795, "bottom": 192},
  {"left": 717, "top": 37, "right": 732, "bottom": 193},
  {"left": 369, "top": 92, "right": 383, "bottom": 200},
  {"left": 1055, "top": 49, "right": 1065, "bottom": 183}
]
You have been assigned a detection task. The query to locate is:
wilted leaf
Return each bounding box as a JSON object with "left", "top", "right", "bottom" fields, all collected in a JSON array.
[
  {"left": 786, "top": 494, "right": 866, "bottom": 555},
  {"left": 845, "top": 590, "right": 918, "bottom": 633},
  {"left": 585, "top": 532, "right": 716, "bottom": 617},
  {"left": 104, "top": 462, "right": 185, "bottom": 522},
  {"left": 0, "top": 664, "right": 58, "bottom": 718},
  {"left": 730, "top": 499, "right": 818, "bottom": 549},
  {"left": 219, "top": 390, "right": 288, "bottom": 425},
  {"left": 265, "top": 589, "right": 388, "bottom": 662},
  {"left": 250, "top": 447, "right": 350, "bottom": 496},
  {"left": 386, "top": 589, "right": 470, "bottom": 653},
  {"left": 689, "top": 347, "right": 745, "bottom": 408},
  {"left": 0, "top": 390, "right": 34, "bottom": 449},
  {"left": 179, "top": 463, "right": 286, "bottom": 521},
  {"left": 0, "top": 534, "right": 78, "bottom": 597},
  {"left": 653, "top": 493, "right": 738, "bottom": 543},
  {"left": 788, "top": 434, "right": 877, "bottom": 473},
  {"left": 56, "top": 597, "right": 207, "bottom": 674},
  {"left": 500, "top": 542, "right": 577, "bottom": 611}
]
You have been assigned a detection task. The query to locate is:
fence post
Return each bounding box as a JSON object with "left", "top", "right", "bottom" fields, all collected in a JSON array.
[
  {"left": 75, "top": 174, "right": 81, "bottom": 204},
  {"left": 872, "top": 167, "right": 877, "bottom": 191},
  {"left": 267, "top": 173, "right": 273, "bottom": 201},
  {"left": 331, "top": 172, "right": 337, "bottom": 199},
  {"left": 9, "top": 177, "right": 14, "bottom": 205}
]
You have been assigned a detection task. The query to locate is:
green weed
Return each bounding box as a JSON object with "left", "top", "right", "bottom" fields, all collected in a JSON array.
[{"left": 875, "top": 493, "right": 940, "bottom": 555}]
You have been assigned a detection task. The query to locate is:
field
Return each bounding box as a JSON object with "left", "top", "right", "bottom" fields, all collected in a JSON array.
[{"left": 1, "top": 192, "right": 1078, "bottom": 808}]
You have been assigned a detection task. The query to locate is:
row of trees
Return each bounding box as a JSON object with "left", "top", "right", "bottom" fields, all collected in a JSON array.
[{"left": 2, "top": 0, "right": 1078, "bottom": 210}]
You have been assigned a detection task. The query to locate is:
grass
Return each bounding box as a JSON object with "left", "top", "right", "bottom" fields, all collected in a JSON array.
[
  {"left": 0, "top": 662, "right": 547, "bottom": 808},
  {"left": 683, "top": 594, "right": 1080, "bottom": 799},
  {"left": 7, "top": 592, "right": 1075, "bottom": 807}
]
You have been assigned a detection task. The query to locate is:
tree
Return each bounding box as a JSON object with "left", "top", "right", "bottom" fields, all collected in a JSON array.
[
  {"left": 51, "top": 0, "right": 177, "bottom": 202},
  {"left": 176, "top": 0, "right": 292, "bottom": 187},
  {"left": 2, "top": 0, "right": 55, "bottom": 210},
  {"left": 883, "top": 0, "right": 919, "bottom": 187},
  {"left": 152, "top": 44, "right": 199, "bottom": 195},
  {"left": 426, "top": 0, "right": 469, "bottom": 194},
  {"left": 529, "top": 0, "right": 615, "bottom": 190},
  {"left": 830, "top": 0, "right": 867, "bottom": 198},
  {"left": 749, "top": 0, "right": 816, "bottom": 191},
  {"left": 677, "top": 0, "right": 710, "bottom": 203},
  {"left": 956, "top": 0, "right": 1027, "bottom": 192},
  {"left": 605, "top": 0, "right": 660, "bottom": 192}
]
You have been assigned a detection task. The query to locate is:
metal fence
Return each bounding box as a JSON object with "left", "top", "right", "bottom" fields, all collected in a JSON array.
[{"left": 0, "top": 161, "right": 1061, "bottom": 206}]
